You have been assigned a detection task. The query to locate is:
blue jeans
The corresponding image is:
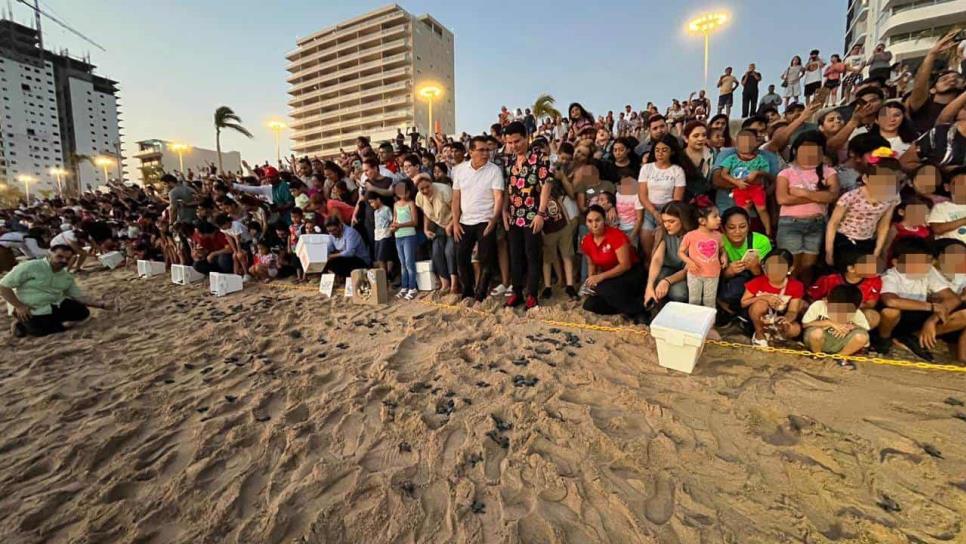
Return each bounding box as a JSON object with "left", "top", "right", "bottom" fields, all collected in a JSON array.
[{"left": 395, "top": 235, "right": 418, "bottom": 290}]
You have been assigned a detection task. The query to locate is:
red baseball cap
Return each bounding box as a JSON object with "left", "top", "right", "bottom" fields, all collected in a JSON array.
[{"left": 260, "top": 166, "right": 279, "bottom": 179}]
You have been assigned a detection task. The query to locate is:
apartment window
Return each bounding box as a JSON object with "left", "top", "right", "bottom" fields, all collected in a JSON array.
[
  {"left": 20, "top": 83, "right": 30, "bottom": 92},
  {"left": 26, "top": 128, "right": 34, "bottom": 136}
]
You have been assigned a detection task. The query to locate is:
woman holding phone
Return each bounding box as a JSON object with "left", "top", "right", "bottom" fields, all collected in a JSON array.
[{"left": 718, "top": 207, "right": 772, "bottom": 320}]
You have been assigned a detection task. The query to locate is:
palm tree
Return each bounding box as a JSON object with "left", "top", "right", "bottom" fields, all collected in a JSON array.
[
  {"left": 214, "top": 106, "right": 253, "bottom": 173},
  {"left": 533, "top": 93, "right": 561, "bottom": 121}
]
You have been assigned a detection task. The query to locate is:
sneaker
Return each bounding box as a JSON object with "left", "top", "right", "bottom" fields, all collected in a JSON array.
[
  {"left": 490, "top": 284, "right": 508, "bottom": 297},
  {"left": 396, "top": 289, "right": 406, "bottom": 299},
  {"left": 751, "top": 334, "right": 769, "bottom": 348},
  {"left": 871, "top": 334, "right": 892, "bottom": 355},
  {"left": 525, "top": 295, "right": 538, "bottom": 310},
  {"left": 540, "top": 287, "right": 553, "bottom": 300},
  {"left": 505, "top": 285, "right": 514, "bottom": 297},
  {"left": 404, "top": 289, "right": 417, "bottom": 300},
  {"left": 895, "top": 335, "right": 934, "bottom": 362},
  {"left": 565, "top": 285, "right": 578, "bottom": 300},
  {"left": 505, "top": 294, "right": 523, "bottom": 308}
]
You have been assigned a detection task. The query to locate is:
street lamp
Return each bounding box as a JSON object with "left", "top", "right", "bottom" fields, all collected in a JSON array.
[
  {"left": 416, "top": 83, "right": 443, "bottom": 137},
  {"left": 49, "top": 167, "right": 68, "bottom": 198},
  {"left": 17, "top": 174, "right": 34, "bottom": 204},
  {"left": 687, "top": 12, "right": 729, "bottom": 92},
  {"left": 267, "top": 121, "right": 287, "bottom": 166},
  {"left": 94, "top": 156, "right": 114, "bottom": 185},
  {"left": 168, "top": 143, "right": 190, "bottom": 173}
]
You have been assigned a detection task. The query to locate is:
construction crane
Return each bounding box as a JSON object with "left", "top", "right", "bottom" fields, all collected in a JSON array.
[{"left": 15, "top": 0, "right": 105, "bottom": 52}]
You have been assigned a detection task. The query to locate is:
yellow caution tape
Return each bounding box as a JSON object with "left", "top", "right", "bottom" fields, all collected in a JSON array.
[{"left": 253, "top": 281, "right": 966, "bottom": 373}]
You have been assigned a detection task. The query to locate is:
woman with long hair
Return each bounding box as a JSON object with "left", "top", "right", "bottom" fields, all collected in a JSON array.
[
  {"left": 638, "top": 134, "right": 687, "bottom": 260},
  {"left": 782, "top": 55, "right": 805, "bottom": 107},
  {"left": 680, "top": 121, "right": 713, "bottom": 200},
  {"left": 707, "top": 114, "right": 733, "bottom": 148}
]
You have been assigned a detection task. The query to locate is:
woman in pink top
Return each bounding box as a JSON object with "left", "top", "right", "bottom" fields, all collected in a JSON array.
[{"left": 776, "top": 132, "right": 840, "bottom": 285}]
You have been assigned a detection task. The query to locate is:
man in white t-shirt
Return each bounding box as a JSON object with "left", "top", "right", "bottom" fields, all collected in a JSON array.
[{"left": 452, "top": 136, "right": 505, "bottom": 301}]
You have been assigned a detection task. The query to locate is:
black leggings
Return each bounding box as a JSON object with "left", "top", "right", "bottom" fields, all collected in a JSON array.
[
  {"left": 582, "top": 264, "right": 645, "bottom": 316},
  {"left": 508, "top": 225, "right": 542, "bottom": 297},
  {"left": 20, "top": 299, "right": 90, "bottom": 337}
]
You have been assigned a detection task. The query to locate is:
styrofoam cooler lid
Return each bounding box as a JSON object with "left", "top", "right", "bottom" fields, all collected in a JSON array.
[{"left": 650, "top": 302, "right": 716, "bottom": 346}]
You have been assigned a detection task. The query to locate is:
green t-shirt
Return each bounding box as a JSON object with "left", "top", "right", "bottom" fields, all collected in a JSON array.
[
  {"left": 723, "top": 232, "right": 772, "bottom": 263},
  {"left": 0, "top": 258, "right": 82, "bottom": 316}
]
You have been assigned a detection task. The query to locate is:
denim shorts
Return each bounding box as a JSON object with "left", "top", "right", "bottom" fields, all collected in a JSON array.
[
  {"left": 777, "top": 216, "right": 825, "bottom": 255},
  {"left": 643, "top": 211, "right": 658, "bottom": 230}
]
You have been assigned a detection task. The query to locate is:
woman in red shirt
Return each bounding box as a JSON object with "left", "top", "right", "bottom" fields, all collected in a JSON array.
[{"left": 580, "top": 205, "right": 646, "bottom": 320}]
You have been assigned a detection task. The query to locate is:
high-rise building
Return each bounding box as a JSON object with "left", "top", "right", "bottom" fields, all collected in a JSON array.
[
  {"left": 0, "top": 19, "right": 122, "bottom": 197},
  {"left": 286, "top": 4, "right": 455, "bottom": 158},
  {"left": 845, "top": 0, "right": 966, "bottom": 65}
]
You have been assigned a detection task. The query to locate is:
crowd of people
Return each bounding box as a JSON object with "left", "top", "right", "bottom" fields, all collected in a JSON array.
[{"left": 2, "top": 32, "right": 965, "bottom": 366}]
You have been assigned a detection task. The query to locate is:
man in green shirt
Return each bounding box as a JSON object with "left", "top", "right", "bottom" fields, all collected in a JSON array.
[{"left": 0, "top": 245, "right": 112, "bottom": 337}]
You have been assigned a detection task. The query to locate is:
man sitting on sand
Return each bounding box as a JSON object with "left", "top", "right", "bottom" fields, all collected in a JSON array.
[{"left": 0, "top": 244, "right": 115, "bottom": 337}]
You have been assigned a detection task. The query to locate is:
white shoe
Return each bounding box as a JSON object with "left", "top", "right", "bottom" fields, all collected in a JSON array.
[
  {"left": 396, "top": 289, "right": 406, "bottom": 299},
  {"left": 490, "top": 284, "right": 508, "bottom": 297},
  {"left": 751, "top": 334, "right": 768, "bottom": 348},
  {"left": 404, "top": 289, "right": 417, "bottom": 300},
  {"left": 505, "top": 284, "right": 514, "bottom": 297}
]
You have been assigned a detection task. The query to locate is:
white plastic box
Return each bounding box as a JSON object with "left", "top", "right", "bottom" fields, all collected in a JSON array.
[
  {"left": 649, "top": 302, "right": 717, "bottom": 374},
  {"left": 209, "top": 272, "right": 244, "bottom": 297},
  {"left": 99, "top": 251, "right": 124, "bottom": 270},
  {"left": 415, "top": 260, "right": 438, "bottom": 291},
  {"left": 137, "top": 260, "right": 166, "bottom": 278},
  {"left": 295, "top": 234, "right": 329, "bottom": 274},
  {"left": 319, "top": 273, "right": 336, "bottom": 297},
  {"left": 171, "top": 264, "right": 205, "bottom": 285}
]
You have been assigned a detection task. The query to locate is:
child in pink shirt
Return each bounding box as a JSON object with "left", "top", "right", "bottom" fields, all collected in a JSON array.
[{"left": 679, "top": 206, "right": 726, "bottom": 307}]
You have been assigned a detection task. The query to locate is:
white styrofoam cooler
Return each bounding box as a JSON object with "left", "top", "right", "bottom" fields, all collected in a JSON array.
[
  {"left": 99, "top": 251, "right": 124, "bottom": 270},
  {"left": 209, "top": 272, "right": 244, "bottom": 297},
  {"left": 649, "top": 302, "right": 717, "bottom": 374},
  {"left": 171, "top": 264, "right": 205, "bottom": 285},
  {"left": 415, "top": 260, "right": 438, "bottom": 291},
  {"left": 137, "top": 260, "right": 166, "bottom": 278},
  {"left": 295, "top": 234, "right": 329, "bottom": 274}
]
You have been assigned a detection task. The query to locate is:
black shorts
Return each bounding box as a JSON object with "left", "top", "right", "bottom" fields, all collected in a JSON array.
[
  {"left": 824, "top": 79, "right": 840, "bottom": 89},
  {"left": 895, "top": 310, "right": 931, "bottom": 334},
  {"left": 374, "top": 238, "right": 393, "bottom": 263},
  {"left": 804, "top": 81, "right": 822, "bottom": 97},
  {"left": 718, "top": 93, "right": 734, "bottom": 108}
]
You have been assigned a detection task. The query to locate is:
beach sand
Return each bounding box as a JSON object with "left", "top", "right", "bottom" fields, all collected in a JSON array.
[{"left": 1, "top": 268, "right": 965, "bottom": 543}]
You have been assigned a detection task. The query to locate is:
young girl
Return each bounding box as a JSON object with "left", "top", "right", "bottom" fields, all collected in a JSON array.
[
  {"left": 824, "top": 148, "right": 901, "bottom": 267},
  {"left": 249, "top": 241, "right": 278, "bottom": 283},
  {"left": 614, "top": 177, "right": 643, "bottom": 246},
  {"left": 392, "top": 179, "right": 419, "bottom": 300},
  {"left": 599, "top": 191, "right": 620, "bottom": 228},
  {"left": 776, "top": 131, "right": 840, "bottom": 286},
  {"left": 679, "top": 205, "right": 725, "bottom": 308},
  {"left": 741, "top": 249, "right": 805, "bottom": 347}
]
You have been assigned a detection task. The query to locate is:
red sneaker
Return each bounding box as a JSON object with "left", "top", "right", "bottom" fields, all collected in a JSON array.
[
  {"left": 525, "top": 295, "right": 538, "bottom": 309},
  {"left": 505, "top": 294, "right": 523, "bottom": 308}
]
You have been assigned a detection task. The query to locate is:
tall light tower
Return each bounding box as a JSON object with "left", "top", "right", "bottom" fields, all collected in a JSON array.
[
  {"left": 268, "top": 121, "right": 287, "bottom": 166},
  {"left": 94, "top": 156, "right": 114, "bottom": 186},
  {"left": 168, "top": 143, "right": 190, "bottom": 173},
  {"left": 417, "top": 83, "right": 443, "bottom": 137},
  {"left": 687, "top": 12, "right": 729, "bottom": 92},
  {"left": 17, "top": 174, "right": 34, "bottom": 204},
  {"left": 49, "top": 167, "right": 68, "bottom": 198}
]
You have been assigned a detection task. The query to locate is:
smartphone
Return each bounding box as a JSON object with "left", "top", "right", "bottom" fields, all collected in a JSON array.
[
  {"left": 954, "top": 29, "right": 966, "bottom": 43},
  {"left": 743, "top": 248, "right": 758, "bottom": 262},
  {"left": 813, "top": 86, "right": 831, "bottom": 106}
]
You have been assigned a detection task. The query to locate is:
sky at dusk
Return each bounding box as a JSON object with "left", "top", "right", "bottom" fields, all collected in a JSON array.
[{"left": 22, "top": 0, "right": 844, "bottom": 169}]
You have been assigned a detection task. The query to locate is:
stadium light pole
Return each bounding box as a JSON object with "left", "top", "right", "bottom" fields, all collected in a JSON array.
[
  {"left": 268, "top": 121, "right": 287, "bottom": 166},
  {"left": 49, "top": 167, "right": 68, "bottom": 198},
  {"left": 687, "top": 12, "right": 729, "bottom": 92},
  {"left": 17, "top": 174, "right": 34, "bottom": 204},
  {"left": 417, "top": 84, "right": 443, "bottom": 136},
  {"left": 168, "top": 143, "right": 190, "bottom": 173},
  {"left": 94, "top": 156, "right": 114, "bottom": 185}
]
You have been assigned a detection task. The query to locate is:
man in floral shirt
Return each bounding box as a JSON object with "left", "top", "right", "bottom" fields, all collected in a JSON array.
[{"left": 501, "top": 121, "right": 553, "bottom": 309}]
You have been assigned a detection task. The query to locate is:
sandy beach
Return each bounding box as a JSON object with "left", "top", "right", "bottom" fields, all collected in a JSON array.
[{"left": 1, "top": 268, "right": 965, "bottom": 543}]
